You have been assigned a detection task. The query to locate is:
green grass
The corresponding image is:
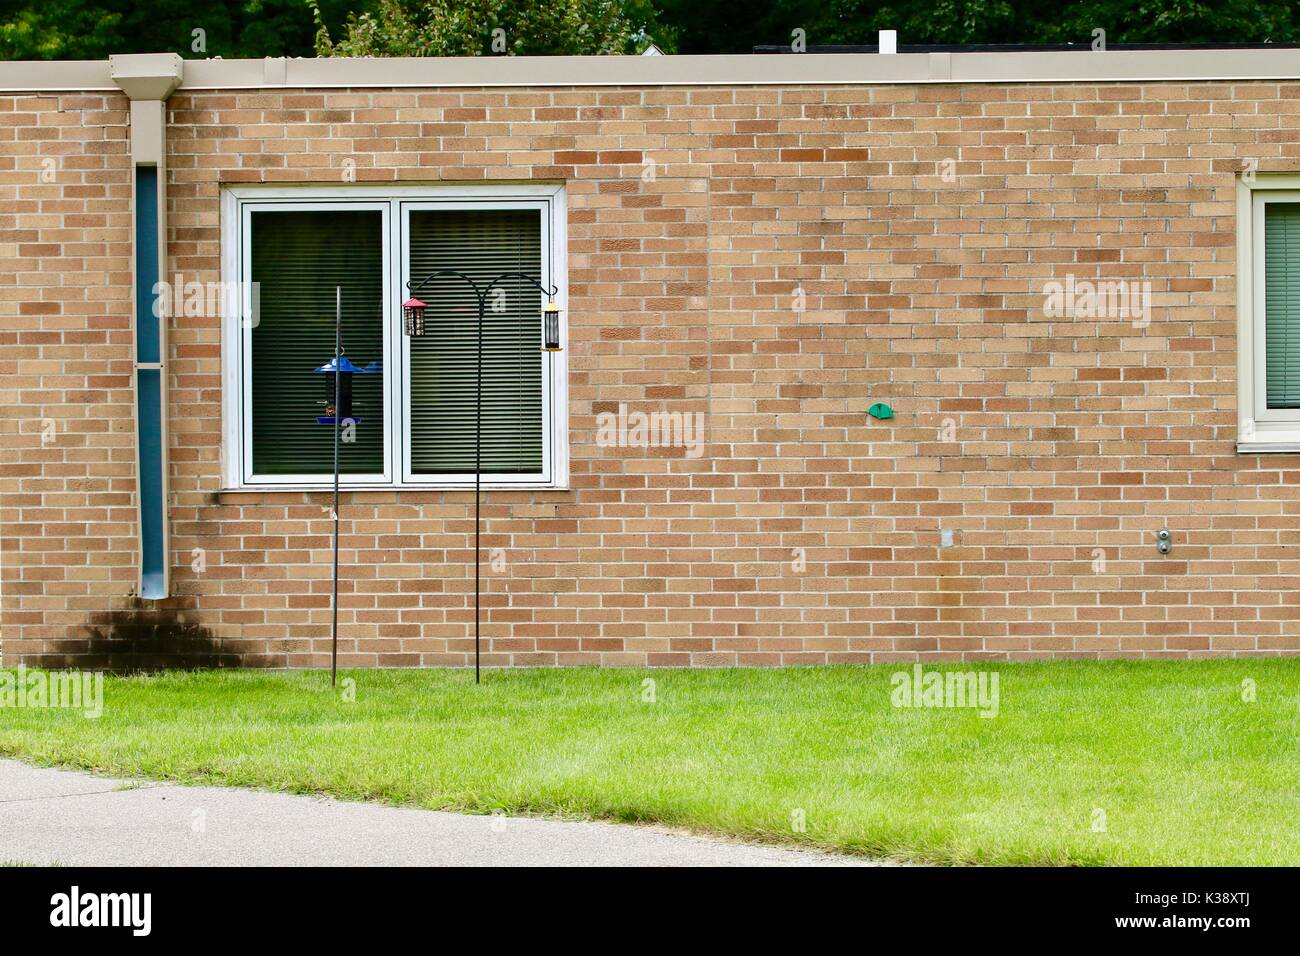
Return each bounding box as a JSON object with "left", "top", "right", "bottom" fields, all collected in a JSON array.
[
  {"left": 1, "top": 861, "right": 61, "bottom": 867},
  {"left": 0, "top": 662, "right": 1296, "bottom": 865}
]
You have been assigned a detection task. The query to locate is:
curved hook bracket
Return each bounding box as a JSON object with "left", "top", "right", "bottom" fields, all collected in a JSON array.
[{"left": 406, "top": 269, "right": 558, "bottom": 304}]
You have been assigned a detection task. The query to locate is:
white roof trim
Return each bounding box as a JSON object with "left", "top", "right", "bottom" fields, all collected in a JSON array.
[{"left": 5, "top": 49, "right": 1300, "bottom": 94}]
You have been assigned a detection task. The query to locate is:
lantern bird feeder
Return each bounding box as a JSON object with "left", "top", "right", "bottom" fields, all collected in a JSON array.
[
  {"left": 401, "top": 269, "right": 561, "bottom": 683},
  {"left": 403, "top": 297, "right": 428, "bottom": 337},
  {"left": 543, "top": 300, "right": 562, "bottom": 352},
  {"left": 314, "top": 355, "right": 376, "bottom": 424}
]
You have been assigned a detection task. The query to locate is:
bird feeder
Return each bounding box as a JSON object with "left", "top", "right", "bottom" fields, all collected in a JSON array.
[
  {"left": 403, "top": 297, "right": 428, "bottom": 337},
  {"left": 315, "top": 355, "right": 376, "bottom": 424},
  {"left": 542, "top": 300, "right": 562, "bottom": 352}
]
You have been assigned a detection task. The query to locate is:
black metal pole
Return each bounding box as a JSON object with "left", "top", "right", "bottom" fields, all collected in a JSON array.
[
  {"left": 403, "top": 270, "right": 558, "bottom": 686},
  {"left": 474, "top": 292, "right": 483, "bottom": 684},
  {"left": 331, "top": 286, "right": 341, "bottom": 688}
]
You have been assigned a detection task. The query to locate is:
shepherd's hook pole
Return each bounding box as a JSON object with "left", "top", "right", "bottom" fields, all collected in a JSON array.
[
  {"left": 330, "top": 286, "right": 341, "bottom": 688},
  {"left": 404, "top": 269, "right": 558, "bottom": 686},
  {"left": 474, "top": 292, "right": 483, "bottom": 684}
]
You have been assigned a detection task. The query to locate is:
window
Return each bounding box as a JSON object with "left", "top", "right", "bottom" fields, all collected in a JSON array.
[
  {"left": 221, "top": 185, "right": 567, "bottom": 488},
  {"left": 1236, "top": 177, "right": 1300, "bottom": 451}
]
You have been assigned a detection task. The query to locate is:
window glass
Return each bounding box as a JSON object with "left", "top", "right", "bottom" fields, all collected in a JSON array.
[
  {"left": 248, "top": 209, "right": 385, "bottom": 475},
  {"left": 1265, "top": 202, "right": 1300, "bottom": 409},
  {"left": 407, "top": 209, "right": 544, "bottom": 475}
]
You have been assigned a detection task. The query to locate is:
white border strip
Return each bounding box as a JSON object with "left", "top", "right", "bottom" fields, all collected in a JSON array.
[{"left": 10, "top": 50, "right": 1300, "bottom": 93}]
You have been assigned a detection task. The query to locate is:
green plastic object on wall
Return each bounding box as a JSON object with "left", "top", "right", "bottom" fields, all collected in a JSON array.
[{"left": 868, "top": 402, "right": 894, "bottom": 420}]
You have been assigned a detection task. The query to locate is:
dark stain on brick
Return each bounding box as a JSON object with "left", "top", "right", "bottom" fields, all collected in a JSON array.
[{"left": 29, "top": 599, "right": 281, "bottom": 673}]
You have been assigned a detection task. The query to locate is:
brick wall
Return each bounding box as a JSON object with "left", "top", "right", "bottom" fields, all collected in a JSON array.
[
  {"left": 5, "top": 79, "right": 1300, "bottom": 667},
  {"left": 1, "top": 92, "right": 139, "bottom": 665}
]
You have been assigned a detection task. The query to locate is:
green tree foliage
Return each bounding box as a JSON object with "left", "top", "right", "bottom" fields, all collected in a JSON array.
[
  {"left": 655, "top": 0, "right": 1300, "bottom": 53},
  {"left": 311, "top": 0, "right": 664, "bottom": 56},
  {"left": 0, "top": 0, "right": 362, "bottom": 59},
  {"left": 3, "top": 0, "right": 1298, "bottom": 59}
]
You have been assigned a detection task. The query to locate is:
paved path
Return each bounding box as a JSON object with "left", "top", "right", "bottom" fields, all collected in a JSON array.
[{"left": 0, "top": 759, "right": 880, "bottom": 867}]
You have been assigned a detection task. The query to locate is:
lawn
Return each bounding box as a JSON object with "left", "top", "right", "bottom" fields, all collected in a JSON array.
[{"left": 0, "top": 661, "right": 1295, "bottom": 865}]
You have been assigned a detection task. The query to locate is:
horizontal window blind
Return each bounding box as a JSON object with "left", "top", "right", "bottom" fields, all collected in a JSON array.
[
  {"left": 249, "top": 210, "right": 385, "bottom": 475},
  {"left": 408, "top": 209, "right": 544, "bottom": 475},
  {"left": 1265, "top": 202, "right": 1300, "bottom": 409}
]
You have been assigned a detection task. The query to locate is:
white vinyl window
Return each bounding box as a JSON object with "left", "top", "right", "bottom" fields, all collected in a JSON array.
[
  {"left": 221, "top": 185, "right": 567, "bottom": 489},
  {"left": 1237, "top": 176, "right": 1300, "bottom": 451}
]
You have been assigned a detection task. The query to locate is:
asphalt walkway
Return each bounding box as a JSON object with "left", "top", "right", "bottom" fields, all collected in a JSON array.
[{"left": 0, "top": 759, "right": 881, "bottom": 867}]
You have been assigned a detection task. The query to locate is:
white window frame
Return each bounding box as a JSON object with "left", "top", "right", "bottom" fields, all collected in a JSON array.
[
  {"left": 220, "top": 183, "right": 568, "bottom": 490},
  {"left": 1237, "top": 176, "right": 1300, "bottom": 451}
]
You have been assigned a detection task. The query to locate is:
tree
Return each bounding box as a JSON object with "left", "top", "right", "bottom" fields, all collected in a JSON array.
[
  {"left": 653, "top": 0, "right": 1300, "bottom": 54},
  {"left": 5, "top": 0, "right": 1299, "bottom": 60},
  {"left": 311, "top": 0, "right": 667, "bottom": 56},
  {"left": 0, "top": 0, "right": 363, "bottom": 59}
]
